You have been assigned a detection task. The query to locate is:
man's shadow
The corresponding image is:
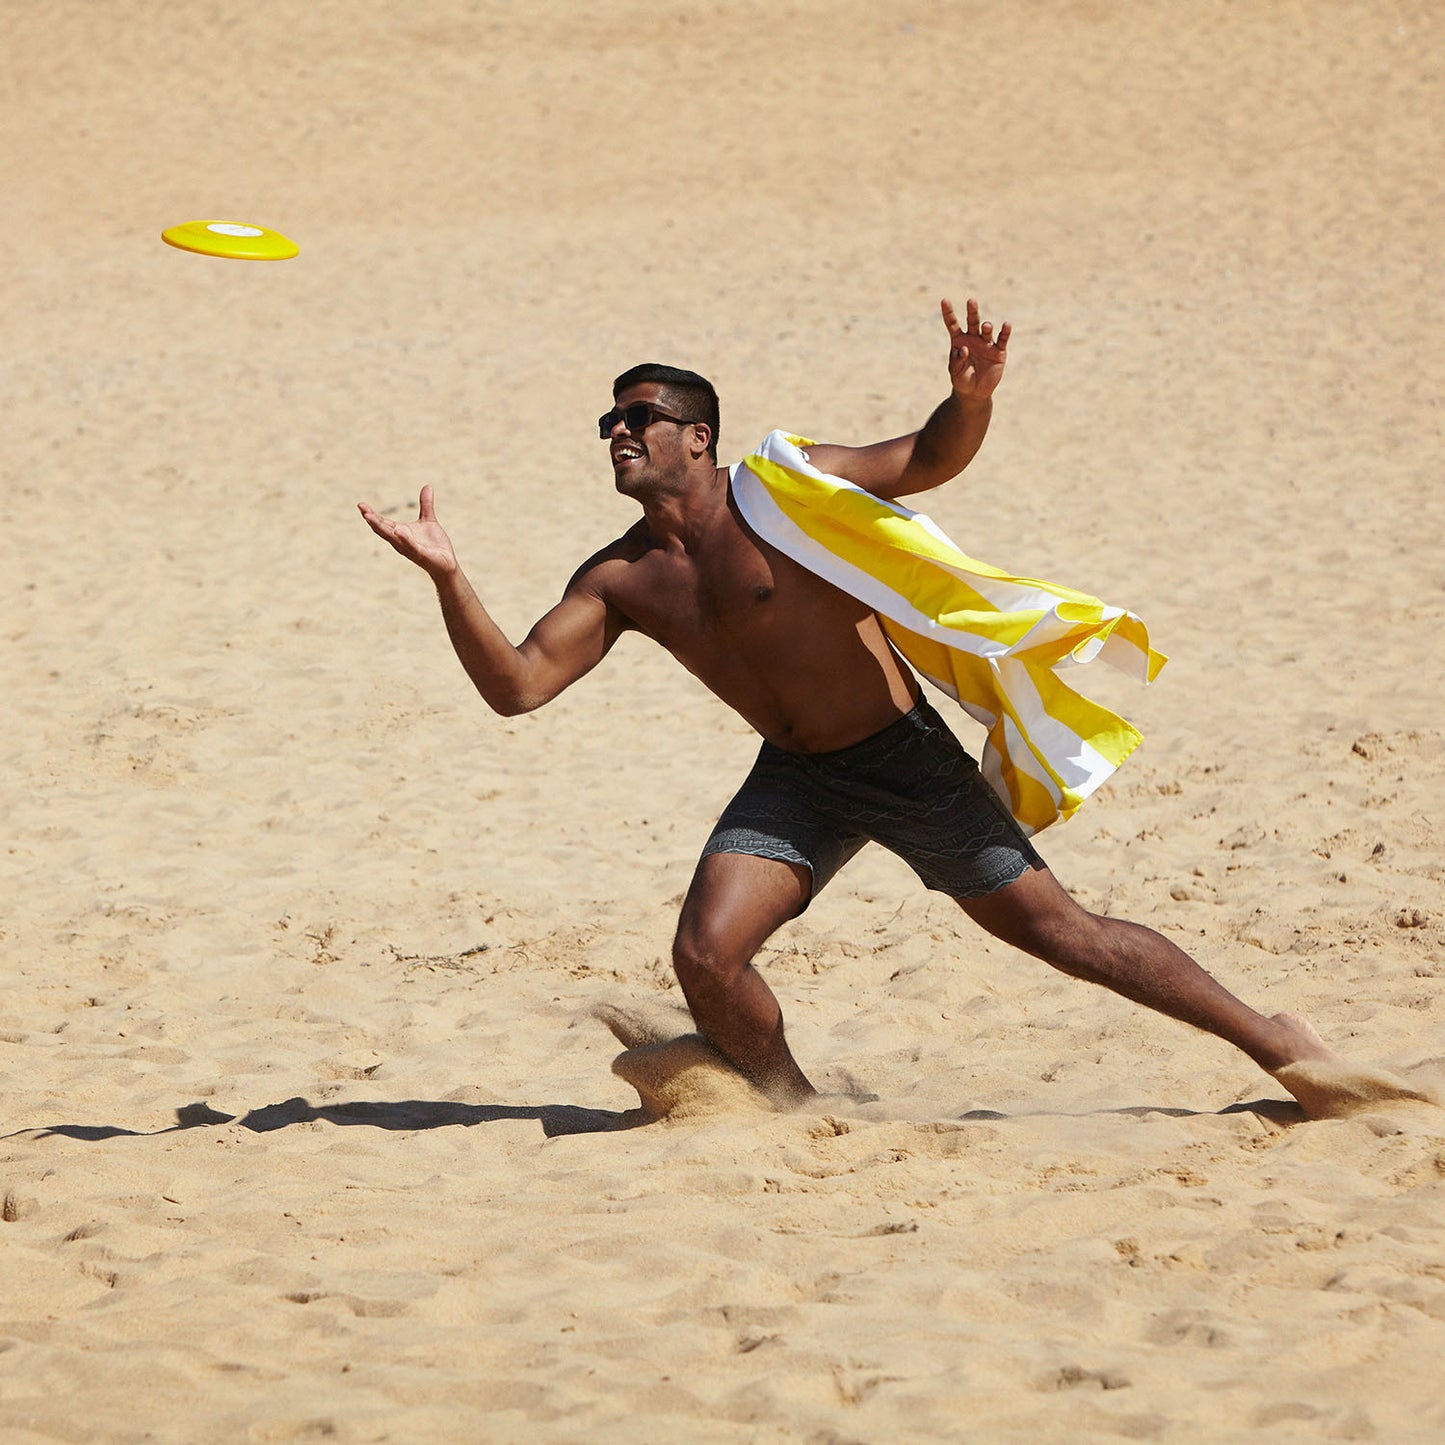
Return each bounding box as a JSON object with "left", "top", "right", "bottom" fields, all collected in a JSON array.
[
  {"left": 8, "top": 1095, "right": 644, "bottom": 1142},
  {"left": 4, "top": 1094, "right": 1305, "bottom": 1144}
]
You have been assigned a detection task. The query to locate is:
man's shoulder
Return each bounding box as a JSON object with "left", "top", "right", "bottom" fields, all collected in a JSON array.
[
  {"left": 607, "top": 518, "right": 656, "bottom": 564},
  {"left": 565, "top": 522, "right": 654, "bottom": 591}
]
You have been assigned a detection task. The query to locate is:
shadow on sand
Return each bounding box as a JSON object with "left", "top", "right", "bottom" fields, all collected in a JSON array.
[
  {"left": 4, "top": 1094, "right": 1307, "bottom": 1144},
  {"left": 954, "top": 1098, "right": 1306, "bottom": 1125},
  {"left": 6, "top": 1096, "right": 642, "bottom": 1142}
]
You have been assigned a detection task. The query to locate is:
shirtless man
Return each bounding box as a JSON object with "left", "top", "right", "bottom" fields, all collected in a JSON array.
[{"left": 360, "top": 298, "right": 1338, "bottom": 1111}]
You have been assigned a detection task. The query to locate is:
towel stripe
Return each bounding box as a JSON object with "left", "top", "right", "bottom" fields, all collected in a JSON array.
[{"left": 732, "top": 431, "right": 1167, "bottom": 834}]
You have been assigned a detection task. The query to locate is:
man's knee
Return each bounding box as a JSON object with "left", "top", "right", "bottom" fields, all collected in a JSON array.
[
  {"left": 672, "top": 853, "right": 809, "bottom": 991},
  {"left": 964, "top": 875, "right": 1103, "bottom": 969},
  {"left": 1013, "top": 911, "right": 1098, "bottom": 971},
  {"left": 672, "top": 915, "right": 746, "bottom": 990},
  {"left": 1007, "top": 904, "right": 1143, "bottom": 981}
]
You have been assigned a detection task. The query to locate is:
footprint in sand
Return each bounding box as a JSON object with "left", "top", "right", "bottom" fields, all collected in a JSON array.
[{"left": 593, "top": 1004, "right": 774, "bottom": 1122}]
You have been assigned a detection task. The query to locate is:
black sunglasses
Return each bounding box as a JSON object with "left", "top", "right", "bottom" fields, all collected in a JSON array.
[{"left": 597, "top": 401, "right": 695, "bottom": 440}]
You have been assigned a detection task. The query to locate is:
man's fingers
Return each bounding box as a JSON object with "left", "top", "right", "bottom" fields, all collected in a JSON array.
[
  {"left": 419, "top": 485, "right": 436, "bottom": 521},
  {"left": 358, "top": 503, "right": 395, "bottom": 539},
  {"left": 360, "top": 504, "right": 429, "bottom": 558},
  {"left": 944, "top": 295, "right": 1010, "bottom": 383}
]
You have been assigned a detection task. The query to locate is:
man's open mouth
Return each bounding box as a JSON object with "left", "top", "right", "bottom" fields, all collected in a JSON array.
[{"left": 612, "top": 443, "right": 644, "bottom": 465}]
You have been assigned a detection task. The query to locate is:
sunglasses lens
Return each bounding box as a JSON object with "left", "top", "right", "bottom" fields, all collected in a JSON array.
[{"left": 599, "top": 402, "right": 690, "bottom": 439}]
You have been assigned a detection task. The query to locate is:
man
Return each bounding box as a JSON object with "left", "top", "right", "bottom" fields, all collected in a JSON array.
[{"left": 360, "top": 298, "right": 1343, "bottom": 1113}]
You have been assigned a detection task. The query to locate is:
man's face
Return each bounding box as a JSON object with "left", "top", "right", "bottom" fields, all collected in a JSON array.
[{"left": 605, "top": 383, "right": 695, "bottom": 494}]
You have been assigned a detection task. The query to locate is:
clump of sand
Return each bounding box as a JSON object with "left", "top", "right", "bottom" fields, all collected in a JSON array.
[
  {"left": 1274, "top": 1059, "right": 1442, "bottom": 1121},
  {"left": 595, "top": 1004, "right": 775, "bottom": 1121}
]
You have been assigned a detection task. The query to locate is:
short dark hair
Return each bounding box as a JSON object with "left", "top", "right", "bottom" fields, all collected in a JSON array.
[{"left": 612, "top": 363, "right": 720, "bottom": 461}]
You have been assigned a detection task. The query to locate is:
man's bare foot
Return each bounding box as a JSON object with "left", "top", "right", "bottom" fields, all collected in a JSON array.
[
  {"left": 1264, "top": 1011, "right": 1341, "bottom": 1070},
  {"left": 1264, "top": 1012, "right": 1442, "bottom": 1120}
]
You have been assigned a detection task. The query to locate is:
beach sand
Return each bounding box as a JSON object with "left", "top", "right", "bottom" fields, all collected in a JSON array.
[{"left": 3, "top": 1, "right": 1443, "bottom": 1438}]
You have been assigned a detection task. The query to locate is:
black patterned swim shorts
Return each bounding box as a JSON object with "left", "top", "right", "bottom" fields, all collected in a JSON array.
[{"left": 700, "top": 696, "right": 1043, "bottom": 909}]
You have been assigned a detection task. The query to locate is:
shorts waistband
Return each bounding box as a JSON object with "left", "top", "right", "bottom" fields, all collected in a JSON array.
[{"left": 768, "top": 695, "right": 942, "bottom": 767}]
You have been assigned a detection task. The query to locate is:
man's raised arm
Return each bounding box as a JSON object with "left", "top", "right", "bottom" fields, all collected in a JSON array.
[
  {"left": 805, "top": 297, "right": 1011, "bottom": 500},
  {"left": 358, "top": 486, "right": 626, "bottom": 716}
]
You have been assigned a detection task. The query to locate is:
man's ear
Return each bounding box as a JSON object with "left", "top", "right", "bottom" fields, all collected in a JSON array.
[{"left": 688, "top": 422, "right": 713, "bottom": 460}]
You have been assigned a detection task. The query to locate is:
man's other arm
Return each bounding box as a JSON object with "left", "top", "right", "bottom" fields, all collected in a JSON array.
[
  {"left": 358, "top": 485, "right": 628, "bottom": 716},
  {"left": 805, "top": 297, "right": 1010, "bottom": 500}
]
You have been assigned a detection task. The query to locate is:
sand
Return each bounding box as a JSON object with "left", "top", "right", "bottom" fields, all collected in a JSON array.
[{"left": 3, "top": 1, "right": 1444, "bottom": 1439}]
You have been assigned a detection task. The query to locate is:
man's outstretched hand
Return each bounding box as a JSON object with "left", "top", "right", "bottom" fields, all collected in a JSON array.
[
  {"left": 358, "top": 486, "right": 459, "bottom": 579},
  {"left": 942, "top": 297, "right": 1010, "bottom": 402}
]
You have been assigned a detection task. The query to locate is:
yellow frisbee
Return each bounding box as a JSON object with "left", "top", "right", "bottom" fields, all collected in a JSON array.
[{"left": 161, "top": 220, "right": 299, "bottom": 261}]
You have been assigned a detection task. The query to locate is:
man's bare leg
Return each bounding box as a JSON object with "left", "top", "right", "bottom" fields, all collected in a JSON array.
[
  {"left": 672, "top": 851, "right": 818, "bottom": 1108},
  {"left": 959, "top": 865, "right": 1338, "bottom": 1079}
]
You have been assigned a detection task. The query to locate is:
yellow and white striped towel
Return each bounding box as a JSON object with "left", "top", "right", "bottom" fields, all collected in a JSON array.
[{"left": 730, "top": 431, "right": 1167, "bottom": 835}]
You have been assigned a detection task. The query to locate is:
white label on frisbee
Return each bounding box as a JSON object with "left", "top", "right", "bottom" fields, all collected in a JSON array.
[{"left": 207, "top": 223, "right": 264, "bottom": 238}]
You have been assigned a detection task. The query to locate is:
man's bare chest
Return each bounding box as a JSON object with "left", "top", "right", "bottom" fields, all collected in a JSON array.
[
  {"left": 602, "top": 493, "right": 875, "bottom": 674},
  {"left": 616, "top": 527, "right": 789, "bottom": 645}
]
